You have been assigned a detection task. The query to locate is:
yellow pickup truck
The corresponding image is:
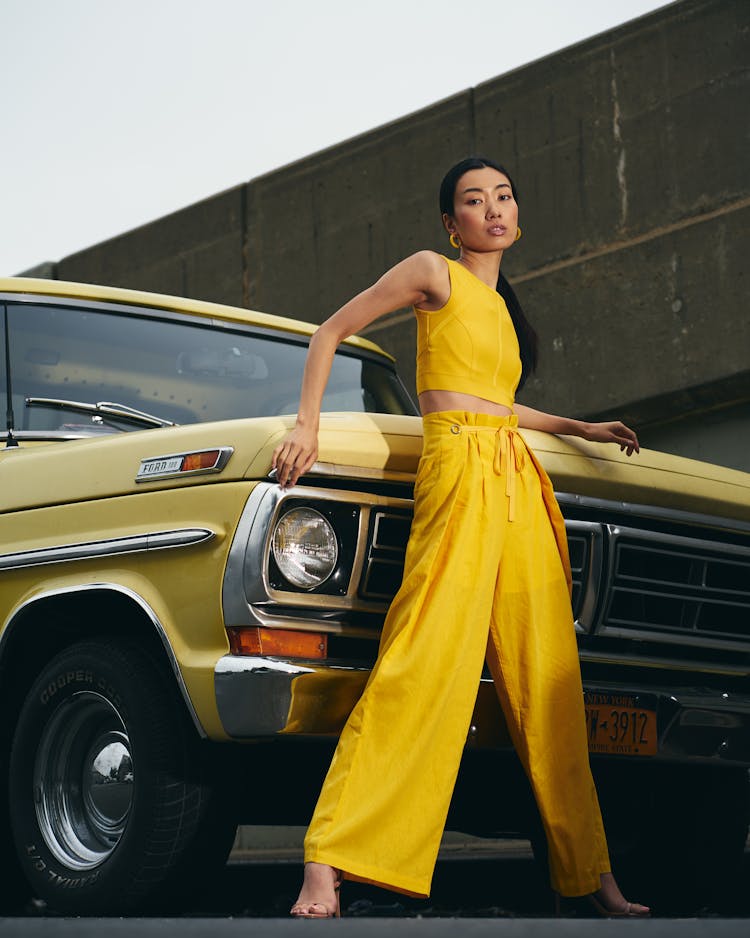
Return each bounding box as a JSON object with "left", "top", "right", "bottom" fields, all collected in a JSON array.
[{"left": 1, "top": 278, "right": 749, "bottom": 914}]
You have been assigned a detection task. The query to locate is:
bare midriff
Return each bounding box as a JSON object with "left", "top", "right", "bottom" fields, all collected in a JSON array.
[{"left": 418, "top": 389, "right": 514, "bottom": 417}]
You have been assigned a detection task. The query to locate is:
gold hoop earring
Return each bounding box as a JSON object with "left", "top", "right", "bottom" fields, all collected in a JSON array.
[
  {"left": 449, "top": 232, "right": 461, "bottom": 250},
  {"left": 515, "top": 226, "right": 522, "bottom": 242}
]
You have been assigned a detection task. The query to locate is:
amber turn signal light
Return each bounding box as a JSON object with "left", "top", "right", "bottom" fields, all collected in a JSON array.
[
  {"left": 182, "top": 450, "right": 220, "bottom": 472},
  {"left": 227, "top": 627, "right": 327, "bottom": 659}
]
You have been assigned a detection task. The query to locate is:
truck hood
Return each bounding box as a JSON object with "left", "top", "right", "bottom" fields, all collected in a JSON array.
[{"left": 1, "top": 412, "right": 749, "bottom": 523}]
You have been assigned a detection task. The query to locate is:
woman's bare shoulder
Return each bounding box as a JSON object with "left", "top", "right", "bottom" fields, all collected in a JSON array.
[
  {"left": 405, "top": 250, "right": 448, "bottom": 276},
  {"left": 401, "top": 251, "right": 450, "bottom": 309}
]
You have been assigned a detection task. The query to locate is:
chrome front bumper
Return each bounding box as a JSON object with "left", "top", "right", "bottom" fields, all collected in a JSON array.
[
  {"left": 214, "top": 655, "right": 369, "bottom": 738},
  {"left": 214, "top": 655, "right": 750, "bottom": 765}
]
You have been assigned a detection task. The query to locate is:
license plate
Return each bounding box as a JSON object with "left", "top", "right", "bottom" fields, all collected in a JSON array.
[{"left": 584, "top": 692, "right": 657, "bottom": 756}]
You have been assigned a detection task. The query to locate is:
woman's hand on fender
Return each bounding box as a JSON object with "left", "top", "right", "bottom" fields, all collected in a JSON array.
[
  {"left": 272, "top": 425, "right": 319, "bottom": 488},
  {"left": 583, "top": 421, "right": 640, "bottom": 456}
]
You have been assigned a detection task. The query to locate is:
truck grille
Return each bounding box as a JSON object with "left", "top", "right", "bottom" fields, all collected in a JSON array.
[
  {"left": 359, "top": 509, "right": 410, "bottom": 600},
  {"left": 566, "top": 524, "right": 600, "bottom": 626},
  {"left": 252, "top": 485, "right": 750, "bottom": 665},
  {"left": 359, "top": 508, "right": 595, "bottom": 624},
  {"left": 602, "top": 528, "right": 750, "bottom": 645}
]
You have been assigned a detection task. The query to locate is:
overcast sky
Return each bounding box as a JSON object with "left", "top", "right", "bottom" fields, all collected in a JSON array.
[{"left": 1, "top": 0, "right": 670, "bottom": 276}]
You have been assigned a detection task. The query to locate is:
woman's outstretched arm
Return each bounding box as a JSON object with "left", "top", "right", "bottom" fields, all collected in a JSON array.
[
  {"left": 272, "top": 251, "right": 445, "bottom": 487},
  {"left": 514, "top": 403, "right": 640, "bottom": 456}
]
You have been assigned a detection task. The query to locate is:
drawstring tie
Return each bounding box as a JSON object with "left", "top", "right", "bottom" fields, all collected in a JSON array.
[{"left": 450, "top": 422, "right": 525, "bottom": 521}]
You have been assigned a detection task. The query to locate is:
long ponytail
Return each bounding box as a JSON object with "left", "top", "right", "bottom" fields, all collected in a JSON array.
[{"left": 497, "top": 270, "right": 537, "bottom": 390}]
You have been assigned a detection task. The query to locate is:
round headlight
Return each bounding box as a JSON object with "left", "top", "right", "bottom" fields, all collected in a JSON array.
[{"left": 272, "top": 507, "right": 338, "bottom": 589}]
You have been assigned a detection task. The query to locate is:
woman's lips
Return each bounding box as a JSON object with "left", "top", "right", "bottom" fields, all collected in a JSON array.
[{"left": 488, "top": 225, "right": 507, "bottom": 236}]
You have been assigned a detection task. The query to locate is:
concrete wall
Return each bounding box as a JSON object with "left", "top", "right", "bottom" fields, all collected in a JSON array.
[
  {"left": 30, "top": 0, "right": 750, "bottom": 470},
  {"left": 57, "top": 187, "right": 247, "bottom": 308}
]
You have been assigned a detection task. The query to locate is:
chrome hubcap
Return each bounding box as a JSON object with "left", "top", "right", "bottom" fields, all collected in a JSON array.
[{"left": 34, "top": 692, "right": 134, "bottom": 869}]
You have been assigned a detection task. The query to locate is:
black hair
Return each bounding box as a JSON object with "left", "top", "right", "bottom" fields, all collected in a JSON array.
[{"left": 439, "top": 156, "right": 538, "bottom": 389}]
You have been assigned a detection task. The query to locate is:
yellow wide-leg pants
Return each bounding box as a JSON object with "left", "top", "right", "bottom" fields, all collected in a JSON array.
[{"left": 305, "top": 411, "right": 610, "bottom": 898}]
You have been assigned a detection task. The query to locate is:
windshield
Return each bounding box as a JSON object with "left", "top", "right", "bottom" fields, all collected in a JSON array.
[{"left": 1, "top": 301, "right": 416, "bottom": 436}]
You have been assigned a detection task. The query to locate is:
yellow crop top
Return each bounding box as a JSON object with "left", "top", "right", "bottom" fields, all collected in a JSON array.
[{"left": 414, "top": 256, "right": 521, "bottom": 408}]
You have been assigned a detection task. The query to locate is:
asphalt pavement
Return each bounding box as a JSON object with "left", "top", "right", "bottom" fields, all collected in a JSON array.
[
  {"left": 2, "top": 919, "right": 750, "bottom": 937},
  {"left": 3, "top": 831, "right": 748, "bottom": 935}
]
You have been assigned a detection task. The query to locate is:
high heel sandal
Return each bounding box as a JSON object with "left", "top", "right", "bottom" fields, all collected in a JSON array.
[
  {"left": 588, "top": 892, "right": 650, "bottom": 918},
  {"left": 290, "top": 866, "right": 343, "bottom": 919},
  {"left": 554, "top": 891, "right": 650, "bottom": 918}
]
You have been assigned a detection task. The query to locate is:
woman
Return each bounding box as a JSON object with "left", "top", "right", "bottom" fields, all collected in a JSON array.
[{"left": 274, "top": 157, "right": 649, "bottom": 919}]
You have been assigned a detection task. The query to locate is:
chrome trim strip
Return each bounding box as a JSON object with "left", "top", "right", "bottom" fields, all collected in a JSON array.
[
  {"left": 222, "top": 483, "right": 279, "bottom": 627},
  {"left": 607, "top": 522, "right": 750, "bottom": 559},
  {"left": 579, "top": 649, "right": 749, "bottom": 678},
  {"left": 233, "top": 602, "right": 382, "bottom": 640},
  {"left": 215, "top": 655, "right": 314, "bottom": 676},
  {"left": 348, "top": 503, "right": 372, "bottom": 604},
  {"left": 596, "top": 625, "right": 750, "bottom": 655},
  {"left": 0, "top": 528, "right": 214, "bottom": 572},
  {"left": 566, "top": 520, "right": 603, "bottom": 633},
  {"left": 1, "top": 430, "right": 117, "bottom": 442},
  {"left": 136, "top": 446, "right": 233, "bottom": 482},
  {"left": 556, "top": 492, "right": 750, "bottom": 536},
  {"left": 0, "top": 583, "right": 207, "bottom": 737},
  {"left": 299, "top": 462, "right": 416, "bottom": 483}
]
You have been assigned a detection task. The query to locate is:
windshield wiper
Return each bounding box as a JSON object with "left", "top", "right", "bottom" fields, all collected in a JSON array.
[{"left": 25, "top": 398, "right": 178, "bottom": 429}]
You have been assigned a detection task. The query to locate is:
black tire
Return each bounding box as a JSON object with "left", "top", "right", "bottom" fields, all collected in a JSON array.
[
  {"left": 0, "top": 757, "right": 31, "bottom": 914},
  {"left": 9, "top": 639, "right": 237, "bottom": 914}
]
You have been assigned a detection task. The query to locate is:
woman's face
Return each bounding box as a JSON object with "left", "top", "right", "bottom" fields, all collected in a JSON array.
[{"left": 444, "top": 166, "right": 519, "bottom": 252}]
